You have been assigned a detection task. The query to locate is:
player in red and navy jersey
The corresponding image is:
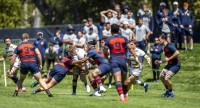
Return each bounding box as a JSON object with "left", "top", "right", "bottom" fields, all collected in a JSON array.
[
  {"left": 72, "top": 41, "right": 110, "bottom": 96},
  {"left": 104, "top": 24, "right": 139, "bottom": 102},
  {"left": 155, "top": 34, "right": 181, "bottom": 98},
  {"left": 31, "top": 45, "right": 86, "bottom": 95},
  {"left": 10, "top": 33, "right": 53, "bottom": 97}
]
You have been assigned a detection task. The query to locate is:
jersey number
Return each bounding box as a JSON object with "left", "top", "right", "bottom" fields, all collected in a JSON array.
[
  {"left": 24, "top": 47, "right": 30, "bottom": 54},
  {"left": 115, "top": 42, "right": 121, "bottom": 50}
]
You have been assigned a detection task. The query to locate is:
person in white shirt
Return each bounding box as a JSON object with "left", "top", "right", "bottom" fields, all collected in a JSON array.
[
  {"left": 125, "top": 11, "right": 136, "bottom": 29},
  {"left": 102, "top": 22, "right": 112, "bottom": 39},
  {"left": 100, "top": 9, "right": 117, "bottom": 25},
  {"left": 85, "top": 27, "right": 100, "bottom": 49},
  {"left": 120, "top": 21, "right": 134, "bottom": 40},
  {"left": 113, "top": 12, "right": 125, "bottom": 27},
  {"left": 84, "top": 18, "right": 98, "bottom": 34}
]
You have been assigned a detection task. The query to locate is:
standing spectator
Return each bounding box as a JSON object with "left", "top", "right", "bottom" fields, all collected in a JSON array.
[
  {"left": 100, "top": 9, "right": 117, "bottom": 25},
  {"left": 125, "top": 11, "right": 136, "bottom": 29},
  {"left": 102, "top": 22, "right": 112, "bottom": 39},
  {"left": 85, "top": 27, "right": 100, "bottom": 49},
  {"left": 180, "top": 2, "right": 194, "bottom": 51},
  {"left": 150, "top": 38, "right": 163, "bottom": 82},
  {"left": 45, "top": 43, "right": 58, "bottom": 73},
  {"left": 156, "top": 2, "right": 172, "bottom": 34},
  {"left": 141, "top": 9, "right": 154, "bottom": 54},
  {"left": 50, "top": 27, "right": 64, "bottom": 60},
  {"left": 122, "top": 5, "right": 135, "bottom": 19},
  {"left": 160, "top": 9, "right": 172, "bottom": 42},
  {"left": 63, "top": 25, "right": 76, "bottom": 56},
  {"left": 84, "top": 18, "right": 98, "bottom": 34},
  {"left": 97, "top": 16, "right": 106, "bottom": 41},
  {"left": 82, "top": 19, "right": 89, "bottom": 34},
  {"left": 114, "top": 4, "right": 121, "bottom": 13},
  {"left": 113, "top": 12, "right": 125, "bottom": 27},
  {"left": 34, "top": 32, "right": 48, "bottom": 68},
  {"left": 120, "top": 21, "right": 134, "bottom": 40},
  {"left": 172, "top": 1, "right": 182, "bottom": 49},
  {"left": 137, "top": 2, "right": 152, "bottom": 17},
  {"left": 134, "top": 18, "right": 151, "bottom": 52}
]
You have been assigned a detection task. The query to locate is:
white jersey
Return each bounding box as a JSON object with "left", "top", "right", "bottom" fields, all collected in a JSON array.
[
  {"left": 84, "top": 24, "right": 98, "bottom": 34},
  {"left": 120, "top": 28, "right": 133, "bottom": 40},
  {"left": 127, "top": 48, "right": 145, "bottom": 68},
  {"left": 135, "top": 25, "right": 150, "bottom": 41},
  {"left": 102, "top": 29, "right": 112, "bottom": 37},
  {"left": 4, "top": 44, "right": 20, "bottom": 67},
  {"left": 45, "top": 48, "right": 58, "bottom": 60},
  {"left": 74, "top": 37, "right": 86, "bottom": 50},
  {"left": 85, "top": 33, "right": 99, "bottom": 43}
]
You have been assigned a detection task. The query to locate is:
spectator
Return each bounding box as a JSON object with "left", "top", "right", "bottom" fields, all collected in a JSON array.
[
  {"left": 120, "top": 21, "right": 134, "bottom": 40},
  {"left": 82, "top": 19, "right": 89, "bottom": 34},
  {"left": 34, "top": 32, "right": 48, "bottom": 68},
  {"left": 122, "top": 5, "right": 135, "bottom": 19},
  {"left": 97, "top": 16, "right": 106, "bottom": 41},
  {"left": 125, "top": 11, "right": 136, "bottom": 29},
  {"left": 137, "top": 2, "right": 152, "bottom": 17},
  {"left": 85, "top": 27, "right": 99, "bottom": 49},
  {"left": 180, "top": 2, "right": 194, "bottom": 51},
  {"left": 84, "top": 17, "right": 98, "bottom": 34},
  {"left": 150, "top": 37, "right": 163, "bottom": 82},
  {"left": 100, "top": 9, "right": 117, "bottom": 25},
  {"left": 113, "top": 12, "right": 125, "bottom": 27},
  {"left": 102, "top": 22, "right": 112, "bottom": 39}
]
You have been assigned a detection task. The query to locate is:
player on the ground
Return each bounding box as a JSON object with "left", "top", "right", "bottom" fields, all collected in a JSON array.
[
  {"left": 126, "top": 39, "right": 151, "bottom": 93},
  {"left": 10, "top": 33, "right": 52, "bottom": 97},
  {"left": 72, "top": 41, "right": 110, "bottom": 96},
  {"left": 155, "top": 34, "right": 181, "bottom": 98},
  {"left": 104, "top": 24, "right": 139, "bottom": 102},
  {"left": 0, "top": 37, "right": 26, "bottom": 92},
  {"left": 31, "top": 45, "right": 86, "bottom": 95}
]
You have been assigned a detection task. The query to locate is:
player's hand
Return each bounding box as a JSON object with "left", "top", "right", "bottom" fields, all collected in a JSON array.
[
  {"left": 164, "top": 57, "right": 169, "bottom": 62},
  {"left": 39, "top": 65, "right": 42, "bottom": 70},
  {"left": 7, "top": 70, "right": 13, "bottom": 78},
  {"left": 155, "top": 60, "right": 162, "bottom": 64}
]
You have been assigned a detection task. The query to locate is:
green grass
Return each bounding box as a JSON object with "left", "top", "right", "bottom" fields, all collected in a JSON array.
[{"left": 0, "top": 44, "right": 200, "bottom": 108}]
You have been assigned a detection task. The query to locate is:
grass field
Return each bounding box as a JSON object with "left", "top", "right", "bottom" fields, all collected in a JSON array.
[{"left": 0, "top": 43, "right": 200, "bottom": 108}]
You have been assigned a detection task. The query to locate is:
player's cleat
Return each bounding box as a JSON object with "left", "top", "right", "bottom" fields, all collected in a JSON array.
[
  {"left": 161, "top": 90, "right": 169, "bottom": 97},
  {"left": 89, "top": 91, "right": 101, "bottom": 96},
  {"left": 32, "top": 90, "right": 36, "bottom": 95},
  {"left": 71, "top": 92, "right": 76, "bottom": 96},
  {"left": 144, "top": 83, "right": 148, "bottom": 92},
  {"left": 30, "top": 80, "right": 39, "bottom": 88},
  {"left": 99, "top": 86, "right": 106, "bottom": 93},
  {"left": 119, "top": 97, "right": 126, "bottom": 102},
  {"left": 45, "top": 90, "right": 53, "bottom": 97},
  {"left": 108, "top": 84, "right": 112, "bottom": 89},
  {"left": 13, "top": 90, "right": 18, "bottom": 97},
  {"left": 85, "top": 85, "right": 91, "bottom": 93},
  {"left": 166, "top": 92, "right": 174, "bottom": 98},
  {"left": 21, "top": 87, "right": 26, "bottom": 92}
]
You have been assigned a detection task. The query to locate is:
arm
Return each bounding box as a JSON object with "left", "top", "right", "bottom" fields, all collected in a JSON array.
[
  {"left": 73, "top": 57, "right": 89, "bottom": 64},
  {"left": 35, "top": 48, "right": 42, "bottom": 69},
  {"left": 10, "top": 54, "right": 17, "bottom": 71},
  {"left": 108, "top": 9, "right": 117, "bottom": 15},
  {"left": 88, "top": 58, "right": 96, "bottom": 65},
  {"left": 100, "top": 10, "right": 108, "bottom": 17},
  {"left": 0, "top": 54, "right": 7, "bottom": 62},
  {"left": 144, "top": 54, "right": 151, "bottom": 66}
]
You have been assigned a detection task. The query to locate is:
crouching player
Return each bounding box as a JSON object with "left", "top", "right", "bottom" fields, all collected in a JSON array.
[
  {"left": 32, "top": 45, "right": 86, "bottom": 95},
  {"left": 126, "top": 39, "right": 151, "bottom": 93},
  {"left": 72, "top": 41, "right": 110, "bottom": 96},
  {"left": 155, "top": 35, "right": 181, "bottom": 98},
  {"left": 10, "top": 33, "right": 52, "bottom": 97}
]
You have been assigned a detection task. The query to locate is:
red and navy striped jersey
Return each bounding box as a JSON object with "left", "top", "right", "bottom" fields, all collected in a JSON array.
[{"left": 164, "top": 43, "right": 179, "bottom": 64}]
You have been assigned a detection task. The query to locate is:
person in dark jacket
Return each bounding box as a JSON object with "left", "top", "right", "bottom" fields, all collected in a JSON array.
[{"left": 150, "top": 37, "right": 163, "bottom": 82}]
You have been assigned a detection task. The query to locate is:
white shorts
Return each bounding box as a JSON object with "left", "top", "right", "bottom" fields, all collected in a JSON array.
[
  {"left": 130, "top": 67, "right": 142, "bottom": 77},
  {"left": 13, "top": 58, "right": 20, "bottom": 68},
  {"left": 76, "top": 49, "right": 86, "bottom": 60}
]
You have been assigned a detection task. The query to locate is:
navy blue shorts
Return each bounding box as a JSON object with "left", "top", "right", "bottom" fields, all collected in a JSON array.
[
  {"left": 164, "top": 62, "right": 181, "bottom": 74},
  {"left": 181, "top": 29, "right": 193, "bottom": 36},
  {"left": 98, "top": 63, "right": 110, "bottom": 75},
  {"left": 110, "top": 58, "right": 127, "bottom": 75},
  {"left": 20, "top": 62, "right": 40, "bottom": 75},
  {"left": 49, "top": 64, "right": 68, "bottom": 83}
]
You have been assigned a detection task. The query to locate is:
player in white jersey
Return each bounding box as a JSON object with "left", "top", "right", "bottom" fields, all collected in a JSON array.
[
  {"left": 71, "top": 31, "right": 90, "bottom": 95},
  {"left": 0, "top": 37, "right": 26, "bottom": 92},
  {"left": 120, "top": 21, "right": 134, "bottom": 40},
  {"left": 126, "top": 39, "right": 151, "bottom": 94}
]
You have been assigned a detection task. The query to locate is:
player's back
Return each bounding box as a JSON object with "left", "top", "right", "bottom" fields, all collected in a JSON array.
[
  {"left": 15, "top": 42, "right": 36, "bottom": 63},
  {"left": 105, "top": 35, "right": 128, "bottom": 59},
  {"left": 57, "top": 56, "right": 72, "bottom": 70},
  {"left": 87, "top": 49, "right": 108, "bottom": 66}
]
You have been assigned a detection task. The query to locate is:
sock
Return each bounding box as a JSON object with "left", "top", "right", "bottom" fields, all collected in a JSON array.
[
  {"left": 153, "top": 71, "right": 156, "bottom": 81},
  {"left": 90, "top": 80, "right": 98, "bottom": 90},
  {"left": 11, "top": 75, "right": 18, "bottom": 84},
  {"left": 13, "top": 90, "right": 18, "bottom": 96},
  {"left": 45, "top": 89, "right": 51, "bottom": 95},
  {"left": 72, "top": 85, "right": 77, "bottom": 93},
  {"left": 94, "top": 75, "right": 102, "bottom": 86},
  {"left": 165, "top": 85, "right": 168, "bottom": 90},
  {"left": 109, "top": 75, "right": 112, "bottom": 84},
  {"left": 84, "top": 83, "right": 87, "bottom": 87},
  {"left": 35, "top": 88, "right": 42, "bottom": 93},
  {"left": 140, "top": 82, "right": 144, "bottom": 86},
  {"left": 168, "top": 89, "right": 173, "bottom": 92},
  {"left": 157, "top": 71, "right": 160, "bottom": 80},
  {"left": 123, "top": 85, "right": 128, "bottom": 96},
  {"left": 115, "top": 81, "right": 124, "bottom": 96}
]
